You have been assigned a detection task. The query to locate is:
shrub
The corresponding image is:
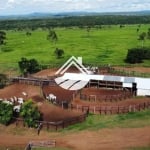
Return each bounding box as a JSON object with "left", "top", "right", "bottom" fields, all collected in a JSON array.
[
  {"left": 125, "top": 47, "right": 150, "bottom": 64},
  {"left": 54, "top": 48, "right": 64, "bottom": 58},
  {"left": 0, "top": 73, "right": 7, "bottom": 89},
  {"left": 18, "top": 57, "right": 40, "bottom": 76},
  {"left": 20, "top": 100, "right": 41, "bottom": 128},
  {"left": 0, "top": 101, "right": 13, "bottom": 125}
]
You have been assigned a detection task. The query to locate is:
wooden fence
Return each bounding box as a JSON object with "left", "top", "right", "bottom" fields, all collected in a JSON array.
[
  {"left": 14, "top": 113, "right": 87, "bottom": 131},
  {"left": 11, "top": 77, "right": 57, "bottom": 86},
  {"left": 108, "top": 67, "right": 150, "bottom": 78},
  {"left": 80, "top": 92, "right": 133, "bottom": 102},
  {"left": 25, "top": 140, "right": 56, "bottom": 150},
  {"left": 71, "top": 101, "right": 150, "bottom": 115}
]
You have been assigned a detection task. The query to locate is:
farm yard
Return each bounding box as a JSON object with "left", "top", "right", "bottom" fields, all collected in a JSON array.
[
  {"left": 0, "top": 65, "right": 150, "bottom": 149},
  {"left": 0, "top": 20, "right": 150, "bottom": 149}
]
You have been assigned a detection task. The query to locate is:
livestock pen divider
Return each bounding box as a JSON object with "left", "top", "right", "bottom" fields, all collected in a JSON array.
[
  {"left": 71, "top": 101, "right": 150, "bottom": 115},
  {"left": 13, "top": 113, "right": 87, "bottom": 131}
]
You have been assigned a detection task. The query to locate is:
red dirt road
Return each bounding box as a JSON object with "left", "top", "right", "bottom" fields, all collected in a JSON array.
[{"left": 0, "top": 125, "right": 150, "bottom": 150}]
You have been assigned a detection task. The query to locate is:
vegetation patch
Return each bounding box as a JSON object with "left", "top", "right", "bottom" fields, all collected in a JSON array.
[{"left": 62, "top": 109, "right": 150, "bottom": 132}]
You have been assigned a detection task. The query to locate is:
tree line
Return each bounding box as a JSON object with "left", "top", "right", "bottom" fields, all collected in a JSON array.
[{"left": 0, "top": 15, "right": 150, "bottom": 30}]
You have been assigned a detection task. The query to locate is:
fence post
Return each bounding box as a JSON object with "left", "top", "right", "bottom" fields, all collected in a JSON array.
[
  {"left": 105, "top": 106, "right": 107, "bottom": 115},
  {"left": 63, "top": 121, "right": 65, "bottom": 129},
  {"left": 93, "top": 106, "right": 96, "bottom": 114},
  {"left": 55, "top": 124, "right": 58, "bottom": 131},
  {"left": 129, "top": 105, "right": 132, "bottom": 112},
  {"left": 47, "top": 123, "right": 49, "bottom": 130},
  {"left": 117, "top": 106, "right": 119, "bottom": 114}
]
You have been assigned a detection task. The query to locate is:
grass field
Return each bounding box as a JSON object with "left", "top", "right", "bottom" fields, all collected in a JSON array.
[
  {"left": 0, "top": 24, "right": 150, "bottom": 73},
  {"left": 62, "top": 109, "right": 150, "bottom": 132}
]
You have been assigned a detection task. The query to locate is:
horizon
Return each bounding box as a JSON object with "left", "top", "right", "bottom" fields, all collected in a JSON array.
[
  {"left": 0, "top": 0, "right": 150, "bottom": 16},
  {"left": 1, "top": 9, "right": 150, "bottom": 17}
]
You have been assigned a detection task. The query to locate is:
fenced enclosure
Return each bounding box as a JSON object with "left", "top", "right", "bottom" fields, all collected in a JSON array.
[
  {"left": 14, "top": 113, "right": 87, "bottom": 131},
  {"left": 80, "top": 92, "right": 133, "bottom": 102},
  {"left": 71, "top": 101, "right": 150, "bottom": 115}
]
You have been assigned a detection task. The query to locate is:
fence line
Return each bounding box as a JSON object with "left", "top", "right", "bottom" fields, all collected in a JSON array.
[
  {"left": 14, "top": 113, "right": 87, "bottom": 131},
  {"left": 80, "top": 92, "right": 133, "bottom": 102},
  {"left": 108, "top": 67, "right": 150, "bottom": 78},
  {"left": 71, "top": 101, "right": 150, "bottom": 115},
  {"left": 11, "top": 77, "right": 57, "bottom": 86}
]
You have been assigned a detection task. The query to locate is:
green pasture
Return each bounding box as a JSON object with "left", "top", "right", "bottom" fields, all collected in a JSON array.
[
  {"left": 0, "top": 24, "right": 150, "bottom": 73},
  {"left": 62, "top": 109, "right": 150, "bottom": 132}
]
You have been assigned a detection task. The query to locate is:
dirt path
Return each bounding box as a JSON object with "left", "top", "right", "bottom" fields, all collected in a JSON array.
[{"left": 0, "top": 126, "right": 150, "bottom": 150}]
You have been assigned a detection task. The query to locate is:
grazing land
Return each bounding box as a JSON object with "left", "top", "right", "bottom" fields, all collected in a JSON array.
[
  {"left": 0, "top": 24, "right": 150, "bottom": 73},
  {"left": 0, "top": 20, "right": 150, "bottom": 150}
]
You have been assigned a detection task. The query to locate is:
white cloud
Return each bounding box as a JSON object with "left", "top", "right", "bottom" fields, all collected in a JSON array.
[
  {"left": 0, "top": 0, "right": 150, "bottom": 15},
  {"left": 8, "top": 0, "right": 15, "bottom": 3}
]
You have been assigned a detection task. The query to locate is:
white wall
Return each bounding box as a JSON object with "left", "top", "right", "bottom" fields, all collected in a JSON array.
[{"left": 137, "top": 89, "right": 150, "bottom": 96}]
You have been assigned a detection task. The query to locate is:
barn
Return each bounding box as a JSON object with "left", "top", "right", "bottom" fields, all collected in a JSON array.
[
  {"left": 55, "top": 73, "right": 150, "bottom": 96},
  {"left": 55, "top": 56, "right": 150, "bottom": 96}
]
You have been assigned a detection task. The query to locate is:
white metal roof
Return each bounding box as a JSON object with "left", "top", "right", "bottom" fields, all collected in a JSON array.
[{"left": 55, "top": 73, "right": 150, "bottom": 91}]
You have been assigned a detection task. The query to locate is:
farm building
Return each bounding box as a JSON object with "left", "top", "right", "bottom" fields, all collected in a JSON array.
[
  {"left": 55, "top": 73, "right": 150, "bottom": 96},
  {"left": 55, "top": 56, "right": 150, "bottom": 96}
]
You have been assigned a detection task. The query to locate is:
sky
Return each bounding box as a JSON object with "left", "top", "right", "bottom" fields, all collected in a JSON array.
[{"left": 0, "top": 0, "right": 150, "bottom": 16}]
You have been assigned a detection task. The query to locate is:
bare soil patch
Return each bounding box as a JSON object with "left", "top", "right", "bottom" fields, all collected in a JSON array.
[
  {"left": 38, "top": 102, "right": 83, "bottom": 122},
  {"left": 0, "top": 83, "right": 40, "bottom": 99},
  {"left": 42, "top": 85, "right": 74, "bottom": 103},
  {"left": 0, "top": 125, "right": 150, "bottom": 150}
]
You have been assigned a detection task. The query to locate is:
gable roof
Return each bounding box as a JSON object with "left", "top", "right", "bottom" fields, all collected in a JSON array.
[{"left": 55, "top": 56, "right": 90, "bottom": 75}]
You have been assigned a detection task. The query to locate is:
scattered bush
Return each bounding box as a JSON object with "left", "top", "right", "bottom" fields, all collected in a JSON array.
[
  {"left": 0, "top": 73, "right": 8, "bottom": 89},
  {"left": 54, "top": 48, "right": 64, "bottom": 58},
  {"left": 125, "top": 47, "right": 150, "bottom": 64},
  {"left": 18, "top": 57, "right": 40, "bottom": 76},
  {"left": 0, "top": 101, "right": 13, "bottom": 125},
  {"left": 20, "top": 100, "right": 41, "bottom": 128}
]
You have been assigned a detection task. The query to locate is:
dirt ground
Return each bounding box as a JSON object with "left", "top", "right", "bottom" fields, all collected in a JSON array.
[
  {"left": 0, "top": 125, "right": 150, "bottom": 150},
  {"left": 0, "top": 83, "right": 83, "bottom": 122}
]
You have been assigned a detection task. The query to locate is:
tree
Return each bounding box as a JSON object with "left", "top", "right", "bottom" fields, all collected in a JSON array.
[
  {"left": 136, "top": 28, "right": 139, "bottom": 33},
  {"left": 47, "top": 29, "right": 58, "bottom": 43},
  {"left": 26, "top": 31, "right": 32, "bottom": 36},
  {"left": 147, "top": 28, "right": 150, "bottom": 39},
  {"left": 86, "top": 26, "right": 91, "bottom": 37},
  {"left": 138, "top": 32, "right": 146, "bottom": 47},
  {"left": 0, "top": 101, "right": 13, "bottom": 125},
  {"left": 18, "top": 57, "right": 40, "bottom": 76},
  {"left": 54, "top": 48, "right": 64, "bottom": 58},
  {"left": 0, "top": 73, "right": 8, "bottom": 89},
  {"left": 125, "top": 47, "right": 150, "bottom": 64},
  {"left": 20, "top": 100, "right": 41, "bottom": 127},
  {"left": 0, "top": 31, "right": 6, "bottom": 52},
  {"left": 0, "top": 31, "right": 6, "bottom": 45}
]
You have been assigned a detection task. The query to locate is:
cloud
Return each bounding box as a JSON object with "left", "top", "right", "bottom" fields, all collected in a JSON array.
[
  {"left": 0, "top": 0, "right": 150, "bottom": 15},
  {"left": 8, "top": 0, "right": 15, "bottom": 3}
]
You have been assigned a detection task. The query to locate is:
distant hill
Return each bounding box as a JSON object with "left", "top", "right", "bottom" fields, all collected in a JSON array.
[{"left": 0, "top": 10, "right": 150, "bottom": 20}]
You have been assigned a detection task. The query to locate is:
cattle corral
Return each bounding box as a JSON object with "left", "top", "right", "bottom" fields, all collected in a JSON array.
[
  {"left": 0, "top": 66, "right": 150, "bottom": 125},
  {"left": 0, "top": 66, "right": 150, "bottom": 149}
]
